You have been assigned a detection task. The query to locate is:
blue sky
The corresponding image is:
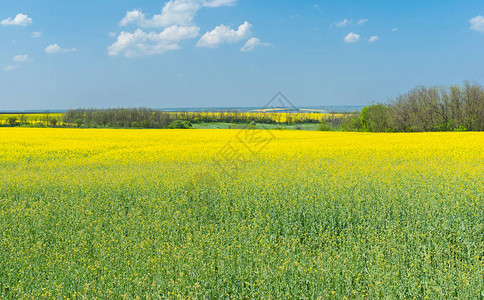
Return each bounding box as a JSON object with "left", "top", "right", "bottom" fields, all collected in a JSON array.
[{"left": 1, "top": 0, "right": 483, "bottom": 110}]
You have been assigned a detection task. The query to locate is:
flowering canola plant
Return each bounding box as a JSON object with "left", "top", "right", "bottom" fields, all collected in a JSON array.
[{"left": 0, "top": 128, "right": 483, "bottom": 298}]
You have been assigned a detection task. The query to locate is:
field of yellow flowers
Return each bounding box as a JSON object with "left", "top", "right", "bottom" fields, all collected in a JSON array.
[
  {"left": 0, "top": 128, "right": 483, "bottom": 298},
  {"left": 0, "top": 111, "right": 341, "bottom": 127},
  {"left": 0, "top": 114, "right": 63, "bottom": 126}
]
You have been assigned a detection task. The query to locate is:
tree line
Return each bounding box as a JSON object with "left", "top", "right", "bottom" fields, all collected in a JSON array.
[
  {"left": 4, "top": 82, "right": 482, "bottom": 131},
  {"left": 344, "top": 82, "right": 484, "bottom": 132},
  {"left": 62, "top": 108, "right": 327, "bottom": 128},
  {"left": 63, "top": 108, "right": 174, "bottom": 128}
]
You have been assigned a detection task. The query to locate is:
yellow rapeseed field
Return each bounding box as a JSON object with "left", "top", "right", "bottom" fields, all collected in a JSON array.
[
  {"left": 0, "top": 112, "right": 342, "bottom": 126},
  {"left": 0, "top": 128, "right": 483, "bottom": 298},
  {"left": 0, "top": 113, "right": 63, "bottom": 126},
  {"left": 172, "top": 112, "right": 345, "bottom": 123}
]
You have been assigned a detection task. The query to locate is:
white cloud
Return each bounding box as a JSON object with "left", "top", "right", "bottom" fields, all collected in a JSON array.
[
  {"left": 357, "top": 19, "right": 368, "bottom": 25},
  {"left": 240, "top": 37, "right": 271, "bottom": 52},
  {"left": 120, "top": 0, "right": 236, "bottom": 28},
  {"left": 368, "top": 36, "right": 379, "bottom": 43},
  {"left": 314, "top": 4, "right": 320, "bottom": 9},
  {"left": 470, "top": 15, "right": 484, "bottom": 32},
  {"left": 120, "top": 4, "right": 199, "bottom": 28},
  {"left": 1, "top": 13, "right": 32, "bottom": 26},
  {"left": 334, "top": 19, "right": 350, "bottom": 27},
  {"left": 13, "top": 54, "right": 33, "bottom": 62},
  {"left": 202, "top": 0, "right": 236, "bottom": 7},
  {"left": 45, "top": 44, "right": 77, "bottom": 54},
  {"left": 113, "top": 0, "right": 263, "bottom": 56},
  {"left": 196, "top": 21, "right": 251, "bottom": 48},
  {"left": 108, "top": 26, "right": 200, "bottom": 57},
  {"left": 32, "top": 31, "right": 42, "bottom": 38},
  {"left": 4, "top": 65, "right": 18, "bottom": 71},
  {"left": 159, "top": 25, "right": 200, "bottom": 40},
  {"left": 392, "top": 28, "right": 398, "bottom": 32},
  {"left": 344, "top": 32, "right": 360, "bottom": 43},
  {"left": 120, "top": 9, "right": 146, "bottom": 26}
]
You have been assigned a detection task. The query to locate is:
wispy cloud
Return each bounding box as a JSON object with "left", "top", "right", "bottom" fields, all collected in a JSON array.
[
  {"left": 1, "top": 13, "right": 32, "bottom": 26},
  {"left": 4, "top": 65, "right": 19, "bottom": 71},
  {"left": 392, "top": 28, "right": 398, "bottom": 32},
  {"left": 202, "top": 0, "right": 236, "bottom": 8},
  {"left": 333, "top": 18, "right": 368, "bottom": 27},
  {"left": 45, "top": 44, "right": 77, "bottom": 54},
  {"left": 334, "top": 19, "right": 350, "bottom": 27},
  {"left": 240, "top": 37, "right": 272, "bottom": 52},
  {"left": 13, "top": 54, "right": 33, "bottom": 62},
  {"left": 368, "top": 36, "right": 379, "bottom": 43},
  {"left": 32, "top": 31, "right": 42, "bottom": 38}
]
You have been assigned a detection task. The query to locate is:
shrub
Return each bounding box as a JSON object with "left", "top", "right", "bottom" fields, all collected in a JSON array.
[
  {"left": 167, "top": 120, "right": 192, "bottom": 129},
  {"left": 7, "top": 117, "right": 18, "bottom": 127},
  {"left": 317, "top": 121, "right": 333, "bottom": 131}
]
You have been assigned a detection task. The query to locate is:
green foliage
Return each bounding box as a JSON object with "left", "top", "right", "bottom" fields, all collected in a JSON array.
[
  {"left": 357, "top": 82, "right": 484, "bottom": 132},
  {"left": 365, "top": 104, "right": 391, "bottom": 132},
  {"left": 359, "top": 106, "right": 369, "bottom": 131},
  {"left": 75, "top": 119, "right": 84, "bottom": 128},
  {"left": 49, "top": 118, "right": 58, "bottom": 127},
  {"left": 7, "top": 117, "right": 18, "bottom": 127},
  {"left": 317, "top": 120, "right": 333, "bottom": 131},
  {"left": 167, "top": 120, "right": 192, "bottom": 129},
  {"left": 358, "top": 104, "right": 393, "bottom": 132},
  {"left": 341, "top": 114, "right": 363, "bottom": 132}
]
